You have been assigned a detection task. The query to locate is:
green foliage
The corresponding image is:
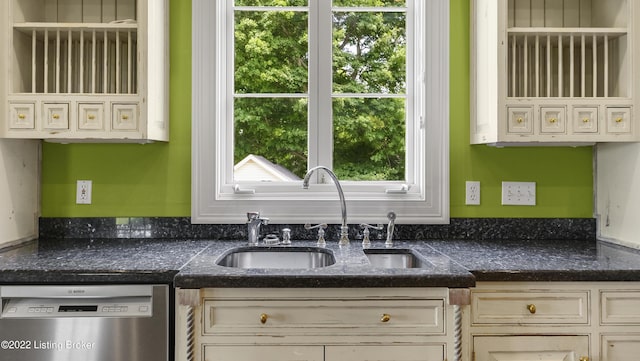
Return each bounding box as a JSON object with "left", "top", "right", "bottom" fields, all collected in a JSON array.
[{"left": 234, "top": 2, "right": 406, "bottom": 180}]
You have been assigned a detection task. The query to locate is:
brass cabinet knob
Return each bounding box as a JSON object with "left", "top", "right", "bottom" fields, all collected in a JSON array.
[
  {"left": 259, "top": 313, "right": 268, "bottom": 324},
  {"left": 18, "top": 113, "right": 26, "bottom": 119},
  {"left": 582, "top": 118, "right": 590, "bottom": 123},
  {"left": 52, "top": 114, "right": 60, "bottom": 119},
  {"left": 122, "top": 114, "right": 129, "bottom": 120},
  {"left": 579, "top": 357, "right": 589, "bottom": 361},
  {"left": 381, "top": 313, "right": 391, "bottom": 323},
  {"left": 88, "top": 114, "right": 96, "bottom": 120},
  {"left": 615, "top": 117, "right": 623, "bottom": 123},
  {"left": 549, "top": 118, "right": 556, "bottom": 123},
  {"left": 516, "top": 117, "right": 523, "bottom": 123},
  {"left": 527, "top": 304, "right": 536, "bottom": 314}
]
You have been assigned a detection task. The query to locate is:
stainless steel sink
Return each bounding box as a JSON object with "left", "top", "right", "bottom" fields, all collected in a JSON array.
[
  {"left": 364, "top": 249, "right": 426, "bottom": 269},
  {"left": 216, "top": 247, "right": 336, "bottom": 269}
]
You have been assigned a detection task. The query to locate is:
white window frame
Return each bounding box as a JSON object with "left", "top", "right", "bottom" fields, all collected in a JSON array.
[{"left": 192, "top": 0, "right": 449, "bottom": 225}]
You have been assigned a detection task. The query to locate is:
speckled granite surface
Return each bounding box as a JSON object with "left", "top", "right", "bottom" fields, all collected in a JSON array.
[
  {"left": 0, "top": 238, "right": 211, "bottom": 284},
  {"left": 427, "top": 239, "right": 640, "bottom": 282},
  {"left": 173, "top": 240, "right": 475, "bottom": 288},
  {"left": 2, "top": 236, "right": 640, "bottom": 288},
  {"left": 38, "top": 217, "right": 596, "bottom": 241},
  {"left": 2, "top": 217, "right": 639, "bottom": 287}
]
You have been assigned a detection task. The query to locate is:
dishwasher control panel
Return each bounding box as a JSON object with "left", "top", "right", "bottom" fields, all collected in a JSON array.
[{"left": 0, "top": 285, "right": 154, "bottom": 318}]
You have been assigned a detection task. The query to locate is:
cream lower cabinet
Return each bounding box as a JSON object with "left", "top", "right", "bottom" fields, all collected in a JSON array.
[
  {"left": 474, "top": 335, "right": 589, "bottom": 361},
  {"left": 203, "top": 345, "right": 443, "bottom": 361},
  {"left": 467, "top": 282, "right": 640, "bottom": 361},
  {"left": 176, "top": 288, "right": 458, "bottom": 361},
  {"left": 203, "top": 345, "right": 323, "bottom": 361}
]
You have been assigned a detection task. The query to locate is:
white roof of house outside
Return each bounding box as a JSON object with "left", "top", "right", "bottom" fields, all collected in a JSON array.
[{"left": 234, "top": 154, "right": 301, "bottom": 182}]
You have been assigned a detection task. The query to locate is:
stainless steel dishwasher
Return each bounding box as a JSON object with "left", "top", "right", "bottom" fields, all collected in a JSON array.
[{"left": 0, "top": 284, "right": 168, "bottom": 361}]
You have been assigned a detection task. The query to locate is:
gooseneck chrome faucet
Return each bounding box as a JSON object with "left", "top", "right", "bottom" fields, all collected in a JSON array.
[{"left": 302, "top": 166, "right": 349, "bottom": 245}]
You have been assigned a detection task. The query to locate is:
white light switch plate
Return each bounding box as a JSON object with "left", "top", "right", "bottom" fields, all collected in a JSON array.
[
  {"left": 502, "top": 181, "right": 535, "bottom": 206},
  {"left": 76, "top": 180, "right": 92, "bottom": 204}
]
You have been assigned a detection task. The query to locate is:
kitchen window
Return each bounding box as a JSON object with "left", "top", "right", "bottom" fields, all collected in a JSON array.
[{"left": 192, "top": 0, "right": 449, "bottom": 224}]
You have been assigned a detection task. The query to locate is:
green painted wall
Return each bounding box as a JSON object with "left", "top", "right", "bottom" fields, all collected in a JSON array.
[{"left": 40, "top": 0, "right": 593, "bottom": 218}]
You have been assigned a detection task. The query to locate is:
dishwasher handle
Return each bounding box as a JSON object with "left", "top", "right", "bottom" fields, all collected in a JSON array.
[{"left": 0, "top": 285, "right": 153, "bottom": 299}]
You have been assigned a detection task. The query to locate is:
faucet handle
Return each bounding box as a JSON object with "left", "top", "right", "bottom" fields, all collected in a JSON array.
[
  {"left": 305, "top": 223, "right": 328, "bottom": 247},
  {"left": 360, "top": 223, "right": 384, "bottom": 248},
  {"left": 385, "top": 211, "right": 396, "bottom": 248},
  {"left": 281, "top": 228, "right": 292, "bottom": 245},
  {"left": 247, "top": 212, "right": 269, "bottom": 224}
]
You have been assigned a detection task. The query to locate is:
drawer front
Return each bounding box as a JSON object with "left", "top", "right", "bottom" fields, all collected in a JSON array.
[
  {"left": 573, "top": 106, "right": 598, "bottom": 133},
  {"left": 472, "top": 291, "right": 589, "bottom": 324},
  {"left": 8, "top": 103, "right": 35, "bottom": 129},
  {"left": 606, "top": 107, "right": 631, "bottom": 134},
  {"left": 42, "top": 103, "right": 69, "bottom": 130},
  {"left": 540, "top": 107, "right": 566, "bottom": 134},
  {"left": 112, "top": 103, "right": 138, "bottom": 130},
  {"left": 507, "top": 107, "right": 533, "bottom": 134},
  {"left": 601, "top": 291, "right": 640, "bottom": 324},
  {"left": 78, "top": 103, "right": 105, "bottom": 130},
  {"left": 203, "top": 299, "right": 444, "bottom": 335}
]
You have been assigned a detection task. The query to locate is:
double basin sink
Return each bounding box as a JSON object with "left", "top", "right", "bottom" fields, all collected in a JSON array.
[{"left": 216, "top": 246, "right": 427, "bottom": 270}]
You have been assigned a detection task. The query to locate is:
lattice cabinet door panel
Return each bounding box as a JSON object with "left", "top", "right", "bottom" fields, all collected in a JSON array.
[
  {"left": 471, "top": 0, "right": 640, "bottom": 145},
  {"left": 1, "top": 0, "right": 168, "bottom": 142}
]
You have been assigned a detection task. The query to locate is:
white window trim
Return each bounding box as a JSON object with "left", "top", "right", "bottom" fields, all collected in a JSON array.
[{"left": 192, "top": 0, "right": 449, "bottom": 225}]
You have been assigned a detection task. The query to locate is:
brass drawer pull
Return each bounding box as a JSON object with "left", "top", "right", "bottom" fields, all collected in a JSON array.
[
  {"left": 527, "top": 304, "right": 536, "bottom": 314},
  {"left": 381, "top": 313, "right": 391, "bottom": 323},
  {"left": 52, "top": 114, "right": 60, "bottom": 119},
  {"left": 122, "top": 114, "right": 129, "bottom": 120},
  {"left": 259, "top": 313, "right": 268, "bottom": 324},
  {"left": 549, "top": 118, "right": 556, "bottom": 123},
  {"left": 615, "top": 117, "right": 623, "bottom": 123},
  {"left": 516, "top": 117, "right": 523, "bottom": 123},
  {"left": 88, "top": 114, "right": 96, "bottom": 120},
  {"left": 582, "top": 118, "right": 590, "bottom": 123},
  {"left": 18, "top": 113, "right": 26, "bottom": 119}
]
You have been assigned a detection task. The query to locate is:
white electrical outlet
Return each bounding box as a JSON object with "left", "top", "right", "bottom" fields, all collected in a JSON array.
[
  {"left": 502, "top": 181, "right": 536, "bottom": 205},
  {"left": 465, "top": 181, "right": 480, "bottom": 205},
  {"left": 76, "top": 180, "right": 92, "bottom": 204}
]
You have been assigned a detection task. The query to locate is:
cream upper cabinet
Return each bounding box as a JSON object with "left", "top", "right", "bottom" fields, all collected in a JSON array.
[
  {"left": 471, "top": 0, "right": 640, "bottom": 145},
  {"left": 176, "top": 288, "right": 457, "bottom": 361},
  {"left": 1, "top": 0, "right": 168, "bottom": 143}
]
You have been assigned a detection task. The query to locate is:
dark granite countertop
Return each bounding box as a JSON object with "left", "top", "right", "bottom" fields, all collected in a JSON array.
[
  {"left": 427, "top": 239, "right": 640, "bottom": 282},
  {"left": 173, "top": 240, "right": 474, "bottom": 288},
  {"left": 2, "top": 237, "right": 640, "bottom": 287},
  {"left": 0, "top": 238, "right": 211, "bottom": 284}
]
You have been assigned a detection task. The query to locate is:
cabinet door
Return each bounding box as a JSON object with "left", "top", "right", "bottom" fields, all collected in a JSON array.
[
  {"left": 474, "top": 335, "right": 588, "bottom": 361},
  {"left": 602, "top": 334, "right": 640, "bottom": 361},
  {"left": 203, "top": 345, "right": 323, "bottom": 361},
  {"left": 325, "top": 345, "right": 444, "bottom": 361}
]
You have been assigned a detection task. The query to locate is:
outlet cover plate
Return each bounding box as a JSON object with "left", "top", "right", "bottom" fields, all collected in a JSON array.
[
  {"left": 76, "top": 180, "right": 92, "bottom": 204},
  {"left": 465, "top": 181, "right": 480, "bottom": 205},
  {"left": 502, "top": 181, "right": 536, "bottom": 206}
]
